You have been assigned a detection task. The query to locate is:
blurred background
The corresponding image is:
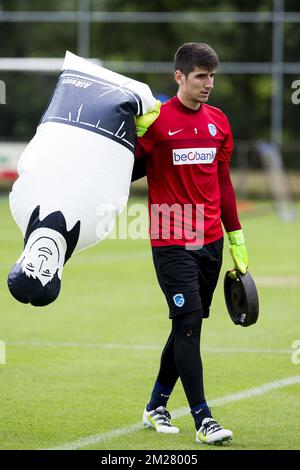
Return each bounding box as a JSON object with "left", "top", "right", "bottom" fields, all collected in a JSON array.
[{"left": 0, "top": 0, "right": 299, "bottom": 213}]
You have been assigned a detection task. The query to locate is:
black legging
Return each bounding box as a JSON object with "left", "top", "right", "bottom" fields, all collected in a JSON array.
[{"left": 156, "top": 310, "right": 205, "bottom": 408}]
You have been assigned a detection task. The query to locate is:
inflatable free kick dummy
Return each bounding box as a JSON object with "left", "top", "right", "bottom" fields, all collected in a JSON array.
[{"left": 8, "top": 51, "right": 157, "bottom": 306}]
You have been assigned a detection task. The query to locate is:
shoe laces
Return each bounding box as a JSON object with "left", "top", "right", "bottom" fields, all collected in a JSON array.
[
  {"left": 156, "top": 406, "right": 171, "bottom": 421},
  {"left": 201, "top": 417, "right": 222, "bottom": 434}
]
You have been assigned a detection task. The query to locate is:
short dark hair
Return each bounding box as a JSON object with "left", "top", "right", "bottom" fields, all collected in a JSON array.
[
  {"left": 7, "top": 263, "right": 61, "bottom": 306},
  {"left": 174, "top": 43, "right": 219, "bottom": 76}
]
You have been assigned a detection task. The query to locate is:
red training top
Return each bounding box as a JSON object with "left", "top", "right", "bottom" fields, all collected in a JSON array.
[{"left": 136, "top": 95, "right": 241, "bottom": 248}]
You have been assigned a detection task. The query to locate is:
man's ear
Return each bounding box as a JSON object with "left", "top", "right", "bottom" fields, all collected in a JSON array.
[{"left": 174, "top": 70, "right": 185, "bottom": 86}]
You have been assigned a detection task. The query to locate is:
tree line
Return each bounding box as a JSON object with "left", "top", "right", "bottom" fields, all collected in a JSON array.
[{"left": 0, "top": 0, "right": 299, "bottom": 167}]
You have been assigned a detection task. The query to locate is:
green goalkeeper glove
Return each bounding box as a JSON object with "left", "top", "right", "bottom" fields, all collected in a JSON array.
[
  {"left": 135, "top": 100, "right": 161, "bottom": 137},
  {"left": 227, "top": 229, "right": 248, "bottom": 275}
]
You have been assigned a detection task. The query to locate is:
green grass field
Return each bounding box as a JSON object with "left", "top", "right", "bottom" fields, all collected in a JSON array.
[{"left": 0, "top": 196, "right": 300, "bottom": 450}]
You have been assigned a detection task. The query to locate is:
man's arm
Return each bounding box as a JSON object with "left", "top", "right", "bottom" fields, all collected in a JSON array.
[
  {"left": 131, "top": 101, "right": 160, "bottom": 181},
  {"left": 131, "top": 128, "right": 153, "bottom": 182},
  {"left": 218, "top": 160, "right": 241, "bottom": 232},
  {"left": 131, "top": 158, "right": 146, "bottom": 182},
  {"left": 218, "top": 160, "right": 248, "bottom": 274}
]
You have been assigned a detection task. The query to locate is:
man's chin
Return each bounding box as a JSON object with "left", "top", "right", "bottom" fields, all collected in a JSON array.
[{"left": 199, "top": 95, "right": 210, "bottom": 102}]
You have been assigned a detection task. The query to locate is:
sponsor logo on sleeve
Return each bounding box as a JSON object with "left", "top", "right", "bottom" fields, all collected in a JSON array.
[{"left": 172, "top": 148, "right": 216, "bottom": 165}]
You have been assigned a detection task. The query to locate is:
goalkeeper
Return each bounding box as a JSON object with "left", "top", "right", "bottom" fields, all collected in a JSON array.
[{"left": 134, "top": 42, "right": 248, "bottom": 445}]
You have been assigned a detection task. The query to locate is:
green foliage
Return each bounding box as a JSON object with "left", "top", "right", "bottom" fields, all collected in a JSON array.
[{"left": 0, "top": 0, "right": 299, "bottom": 167}]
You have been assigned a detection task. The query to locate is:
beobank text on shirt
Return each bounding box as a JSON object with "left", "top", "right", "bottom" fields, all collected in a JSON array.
[{"left": 172, "top": 147, "right": 217, "bottom": 165}]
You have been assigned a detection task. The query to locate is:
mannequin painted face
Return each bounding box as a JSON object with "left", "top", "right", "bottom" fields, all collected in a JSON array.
[
  {"left": 18, "top": 228, "right": 66, "bottom": 287},
  {"left": 21, "top": 237, "right": 60, "bottom": 286}
]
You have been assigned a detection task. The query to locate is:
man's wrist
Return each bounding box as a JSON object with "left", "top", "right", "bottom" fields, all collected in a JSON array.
[{"left": 227, "top": 229, "right": 245, "bottom": 246}]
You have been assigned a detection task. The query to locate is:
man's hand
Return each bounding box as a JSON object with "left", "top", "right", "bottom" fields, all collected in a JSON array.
[
  {"left": 227, "top": 229, "right": 248, "bottom": 276},
  {"left": 135, "top": 100, "right": 161, "bottom": 137}
]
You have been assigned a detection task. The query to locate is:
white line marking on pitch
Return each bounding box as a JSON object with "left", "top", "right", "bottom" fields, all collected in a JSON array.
[
  {"left": 44, "top": 375, "right": 300, "bottom": 450},
  {"left": 7, "top": 341, "right": 161, "bottom": 351},
  {"left": 7, "top": 341, "right": 291, "bottom": 354}
]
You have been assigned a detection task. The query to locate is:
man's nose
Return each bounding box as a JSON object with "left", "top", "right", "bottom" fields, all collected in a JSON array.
[{"left": 205, "top": 77, "right": 214, "bottom": 89}]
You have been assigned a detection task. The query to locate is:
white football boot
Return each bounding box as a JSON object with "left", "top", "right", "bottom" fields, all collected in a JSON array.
[
  {"left": 143, "top": 406, "right": 179, "bottom": 434},
  {"left": 196, "top": 417, "right": 233, "bottom": 445}
]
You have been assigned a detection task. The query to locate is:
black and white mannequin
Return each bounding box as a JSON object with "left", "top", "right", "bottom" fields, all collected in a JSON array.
[{"left": 8, "top": 52, "right": 157, "bottom": 306}]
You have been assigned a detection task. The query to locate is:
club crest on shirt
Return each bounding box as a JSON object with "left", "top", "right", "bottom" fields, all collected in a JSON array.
[
  {"left": 208, "top": 123, "right": 217, "bottom": 136},
  {"left": 173, "top": 293, "right": 185, "bottom": 307}
]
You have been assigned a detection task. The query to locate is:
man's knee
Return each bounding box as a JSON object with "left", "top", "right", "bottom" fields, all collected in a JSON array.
[{"left": 173, "top": 310, "right": 202, "bottom": 338}]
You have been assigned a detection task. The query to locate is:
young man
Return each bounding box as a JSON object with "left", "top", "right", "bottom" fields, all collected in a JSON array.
[{"left": 134, "top": 43, "right": 248, "bottom": 445}]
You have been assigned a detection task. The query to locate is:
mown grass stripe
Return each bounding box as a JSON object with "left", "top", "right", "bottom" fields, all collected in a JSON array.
[
  {"left": 45, "top": 375, "right": 300, "bottom": 450},
  {"left": 7, "top": 341, "right": 292, "bottom": 354}
]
